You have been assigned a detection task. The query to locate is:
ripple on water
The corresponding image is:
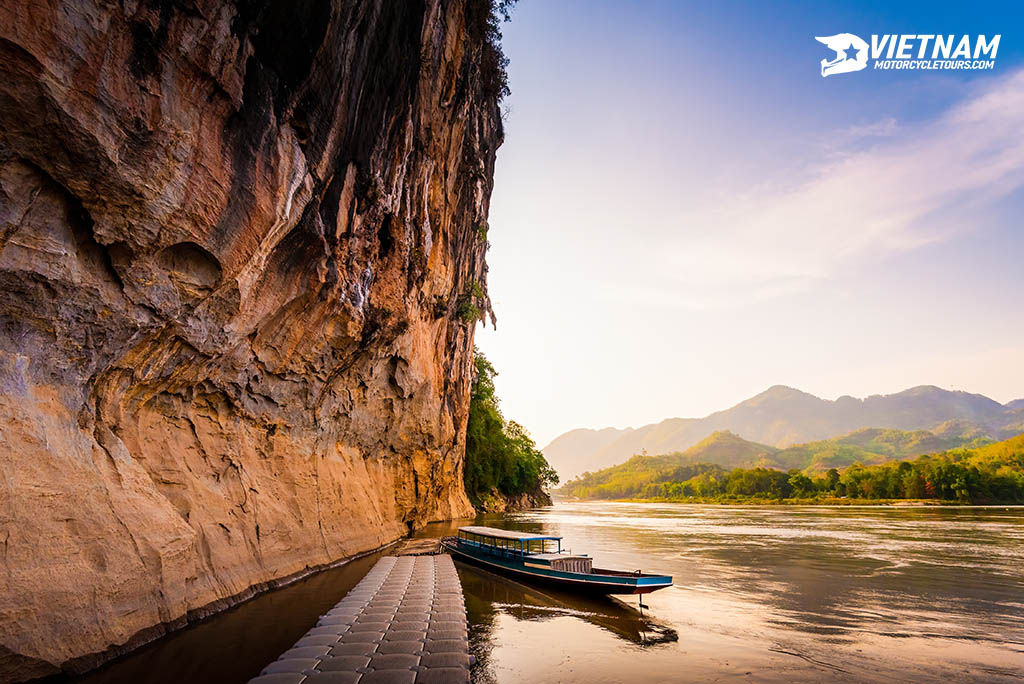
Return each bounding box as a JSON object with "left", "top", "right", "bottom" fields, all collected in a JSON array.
[{"left": 468, "top": 502, "right": 1024, "bottom": 683}]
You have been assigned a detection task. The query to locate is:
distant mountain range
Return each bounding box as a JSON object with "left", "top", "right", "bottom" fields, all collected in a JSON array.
[{"left": 543, "top": 385, "right": 1024, "bottom": 480}]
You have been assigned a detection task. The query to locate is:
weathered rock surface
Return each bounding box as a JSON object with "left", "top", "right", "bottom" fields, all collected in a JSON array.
[{"left": 0, "top": 0, "right": 502, "bottom": 680}]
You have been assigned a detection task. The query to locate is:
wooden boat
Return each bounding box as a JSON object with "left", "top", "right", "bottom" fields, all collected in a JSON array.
[
  {"left": 441, "top": 525, "right": 672, "bottom": 595},
  {"left": 459, "top": 562, "right": 679, "bottom": 645}
]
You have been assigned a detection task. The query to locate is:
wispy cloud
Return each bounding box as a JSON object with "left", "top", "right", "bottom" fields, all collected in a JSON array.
[
  {"left": 840, "top": 117, "right": 901, "bottom": 140},
  {"left": 618, "top": 69, "right": 1024, "bottom": 310}
]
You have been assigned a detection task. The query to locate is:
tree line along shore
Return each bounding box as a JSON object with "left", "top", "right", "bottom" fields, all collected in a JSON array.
[{"left": 560, "top": 432, "right": 1024, "bottom": 505}]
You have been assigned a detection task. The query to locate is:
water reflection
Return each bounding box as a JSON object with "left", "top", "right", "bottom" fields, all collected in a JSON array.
[
  {"left": 63, "top": 504, "right": 1024, "bottom": 684},
  {"left": 65, "top": 550, "right": 387, "bottom": 684},
  {"left": 460, "top": 562, "right": 678, "bottom": 645},
  {"left": 461, "top": 565, "right": 679, "bottom": 684},
  {"left": 466, "top": 503, "right": 1024, "bottom": 683}
]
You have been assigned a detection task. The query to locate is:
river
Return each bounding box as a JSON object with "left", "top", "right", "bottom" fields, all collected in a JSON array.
[{"left": 71, "top": 503, "right": 1024, "bottom": 683}]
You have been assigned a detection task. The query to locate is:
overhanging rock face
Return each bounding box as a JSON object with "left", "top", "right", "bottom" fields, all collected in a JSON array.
[{"left": 0, "top": 0, "right": 501, "bottom": 679}]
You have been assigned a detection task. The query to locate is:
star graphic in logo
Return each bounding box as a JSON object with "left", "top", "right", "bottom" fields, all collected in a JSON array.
[{"left": 844, "top": 44, "right": 861, "bottom": 61}]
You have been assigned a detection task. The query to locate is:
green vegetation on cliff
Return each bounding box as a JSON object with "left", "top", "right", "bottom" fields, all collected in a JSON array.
[
  {"left": 561, "top": 432, "right": 1024, "bottom": 504},
  {"left": 464, "top": 349, "right": 558, "bottom": 507}
]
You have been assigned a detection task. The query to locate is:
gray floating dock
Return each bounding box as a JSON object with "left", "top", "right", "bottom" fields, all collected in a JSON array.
[{"left": 248, "top": 555, "right": 469, "bottom": 684}]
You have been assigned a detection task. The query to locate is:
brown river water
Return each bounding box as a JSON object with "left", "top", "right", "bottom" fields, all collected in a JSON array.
[{"left": 70, "top": 502, "right": 1024, "bottom": 683}]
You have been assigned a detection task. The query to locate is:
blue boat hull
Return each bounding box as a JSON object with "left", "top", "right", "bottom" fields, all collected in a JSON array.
[{"left": 441, "top": 539, "right": 672, "bottom": 595}]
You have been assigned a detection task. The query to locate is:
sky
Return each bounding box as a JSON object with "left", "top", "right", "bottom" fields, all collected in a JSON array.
[{"left": 474, "top": 0, "right": 1024, "bottom": 447}]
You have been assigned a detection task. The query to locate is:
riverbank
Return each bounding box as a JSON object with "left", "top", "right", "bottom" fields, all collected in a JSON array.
[
  {"left": 602, "top": 496, "right": 1013, "bottom": 506},
  {"left": 558, "top": 434, "right": 1024, "bottom": 505},
  {"left": 474, "top": 487, "right": 553, "bottom": 513}
]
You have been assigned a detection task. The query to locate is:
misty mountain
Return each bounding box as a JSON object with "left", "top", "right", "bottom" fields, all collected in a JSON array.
[
  {"left": 542, "top": 427, "right": 630, "bottom": 475},
  {"left": 543, "top": 385, "right": 1021, "bottom": 479}
]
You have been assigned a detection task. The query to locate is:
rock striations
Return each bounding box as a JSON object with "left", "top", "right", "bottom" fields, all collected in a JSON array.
[{"left": 0, "top": 1, "right": 503, "bottom": 679}]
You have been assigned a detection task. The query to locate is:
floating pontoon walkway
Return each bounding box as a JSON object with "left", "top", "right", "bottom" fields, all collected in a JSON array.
[{"left": 248, "top": 555, "right": 469, "bottom": 684}]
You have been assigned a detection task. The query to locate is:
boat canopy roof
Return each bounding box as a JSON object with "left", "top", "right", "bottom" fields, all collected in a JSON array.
[{"left": 458, "top": 525, "right": 561, "bottom": 541}]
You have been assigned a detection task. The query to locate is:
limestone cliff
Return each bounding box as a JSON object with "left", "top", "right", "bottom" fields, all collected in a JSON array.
[{"left": 0, "top": 0, "right": 503, "bottom": 679}]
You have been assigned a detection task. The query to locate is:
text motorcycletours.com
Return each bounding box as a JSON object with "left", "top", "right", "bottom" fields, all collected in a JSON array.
[{"left": 875, "top": 59, "right": 994, "bottom": 71}]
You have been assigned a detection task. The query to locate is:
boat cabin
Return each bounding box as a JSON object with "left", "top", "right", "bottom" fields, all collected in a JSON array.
[{"left": 456, "top": 526, "right": 593, "bottom": 574}]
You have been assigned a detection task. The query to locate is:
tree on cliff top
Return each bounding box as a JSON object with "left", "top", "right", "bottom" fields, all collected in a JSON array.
[
  {"left": 464, "top": 349, "right": 558, "bottom": 507},
  {"left": 467, "top": 0, "right": 518, "bottom": 102}
]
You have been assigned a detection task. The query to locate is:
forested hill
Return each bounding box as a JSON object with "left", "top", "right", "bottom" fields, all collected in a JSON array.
[
  {"left": 543, "top": 385, "right": 1023, "bottom": 479},
  {"left": 560, "top": 426, "right": 1001, "bottom": 500},
  {"left": 559, "top": 432, "right": 1024, "bottom": 504}
]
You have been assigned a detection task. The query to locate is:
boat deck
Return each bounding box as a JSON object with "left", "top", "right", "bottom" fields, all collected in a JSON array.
[
  {"left": 247, "top": 555, "right": 469, "bottom": 684},
  {"left": 528, "top": 553, "right": 586, "bottom": 561}
]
